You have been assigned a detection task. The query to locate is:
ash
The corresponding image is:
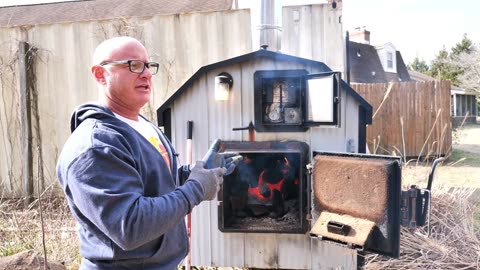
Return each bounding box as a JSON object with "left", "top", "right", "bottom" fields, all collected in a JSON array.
[{"left": 227, "top": 200, "right": 301, "bottom": 232}]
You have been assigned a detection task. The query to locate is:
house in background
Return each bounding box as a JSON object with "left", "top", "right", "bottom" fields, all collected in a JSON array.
[
  {"left": 450, "top": 87, "right": 479, "bottom": 126},
  {"left": 346, "top": 27, "right": 454, "bottom": 157},
  {"left": 347, "top": 27, "right": 411, "bottom": 83},
  {"left": 409, "top": 70, "right": 478, "bottom": 127},
  {"left": 347, "top": 27, "right": 477, "bottom": 127}
]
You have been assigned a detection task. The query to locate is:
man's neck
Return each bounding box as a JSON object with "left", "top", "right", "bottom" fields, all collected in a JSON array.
[
  {"left": 104, "top": 101, "right": 140, "bottom": 121},
  {"left": 112, "top": 110, "right": 139, "bottom": 121}
]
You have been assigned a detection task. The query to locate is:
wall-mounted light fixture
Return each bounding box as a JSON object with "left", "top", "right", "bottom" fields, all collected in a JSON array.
[{"left": 215, "top": 72, "right": 233, "bottom": 101}]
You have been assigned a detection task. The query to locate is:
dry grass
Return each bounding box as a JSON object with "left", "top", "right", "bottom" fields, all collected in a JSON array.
[
  {"left": 4, "top": 189, "right": 479, "bottom": 270},
  {"left": 0, "top": 195, "right": 81, "bottom": 269},
  {"left": 363, "top": 125, "right": 480, "bottom": 269},
  {"left": 364, "top": 187, "right": 480, "bottom": 269}
]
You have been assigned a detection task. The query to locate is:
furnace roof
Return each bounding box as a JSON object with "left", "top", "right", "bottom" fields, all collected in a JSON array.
[{"left": 157, "top": 49, "right": 373, "bottom": 125}]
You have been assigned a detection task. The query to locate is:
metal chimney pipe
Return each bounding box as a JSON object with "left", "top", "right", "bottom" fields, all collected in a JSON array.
[{"left": 259, "top": 0, "right": 278, "bottom": 50}]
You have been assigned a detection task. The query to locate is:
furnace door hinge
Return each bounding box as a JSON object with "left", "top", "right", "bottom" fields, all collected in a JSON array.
[{"left": 306, "top": 163, "right": 313, "bottom": 174}]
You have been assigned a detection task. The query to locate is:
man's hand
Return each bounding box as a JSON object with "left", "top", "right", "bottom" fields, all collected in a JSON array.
[
  {"left": 202, "top": 139, "right": 243, "bottom": 175},
  {"left": 188, "top": 161, "right": 226, "bottom": 200}
]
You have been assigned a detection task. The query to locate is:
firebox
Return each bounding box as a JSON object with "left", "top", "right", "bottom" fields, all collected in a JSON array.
[
  {"left": 218, "top": 141, "right": 309, "bottom": 234},
  {"left": 217, "top": 142, "right": 402, "bottom": 258}
]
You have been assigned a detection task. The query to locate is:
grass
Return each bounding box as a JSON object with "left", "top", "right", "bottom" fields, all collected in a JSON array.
[
  {"left": 402, "top": 146, "right": 480, "bottom": 190},
  {"left": 0, "top": 197, "right": 81, "bottom": 269},
  {"left": 0, "top": 238, "right": 34, "bottom": 257},
  {"left": 448, "top": 148, "right": 480, "bottom": 167}
]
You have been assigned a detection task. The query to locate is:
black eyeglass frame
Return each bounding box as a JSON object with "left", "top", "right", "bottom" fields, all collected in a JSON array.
[{"left": 100, "top": 60, "right": 160, "bottom": 75}]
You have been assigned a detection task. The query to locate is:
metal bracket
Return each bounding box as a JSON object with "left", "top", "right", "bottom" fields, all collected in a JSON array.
[{"left": 400, "top": 157, "right": 444, "bottom": 236}]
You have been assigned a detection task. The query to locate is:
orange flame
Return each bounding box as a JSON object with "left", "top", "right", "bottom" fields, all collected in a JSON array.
[{"left": 248, "top": 171, "right": 285, "bottom": 201}]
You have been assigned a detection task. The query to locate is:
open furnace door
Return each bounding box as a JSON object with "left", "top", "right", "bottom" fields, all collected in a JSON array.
[
  {"left": 302, "top": 72, "right": 340, "bottom": 126},
  {"left": 309, "top": 152, "right": 402, "bottom": 258}
]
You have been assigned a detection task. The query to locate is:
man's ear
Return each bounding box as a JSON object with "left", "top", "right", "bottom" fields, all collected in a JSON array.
[{"left": 91, "top": 65, "right": 106, "bottom": 84}]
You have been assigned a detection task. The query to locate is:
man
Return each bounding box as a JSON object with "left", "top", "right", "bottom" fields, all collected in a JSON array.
[{"left": 56, "top": 36, "right": 240, "bottom": 269}]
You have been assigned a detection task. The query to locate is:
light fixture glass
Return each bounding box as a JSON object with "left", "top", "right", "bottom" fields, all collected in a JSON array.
[{"left": 215, "top": 73, "right": 233, "bottom": 101}]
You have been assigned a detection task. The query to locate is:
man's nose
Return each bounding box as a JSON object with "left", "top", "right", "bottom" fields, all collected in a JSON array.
[{"left": 140, "top": 66, "right": 153, "bottom": 78}]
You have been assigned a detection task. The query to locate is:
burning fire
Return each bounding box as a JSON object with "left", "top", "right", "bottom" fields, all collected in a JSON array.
[
  {"left": 247, "top": 156, "right": 298, "bottom": 202},
  {"left": 248, "top": 171, "right": 285, "bottom": 201}
]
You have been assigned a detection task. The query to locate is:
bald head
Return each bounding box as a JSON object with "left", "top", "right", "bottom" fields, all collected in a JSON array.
[
  {"left": 90, "top": 36, "right": 153, "bottom": 119},
  {"left": 92, "top": 36, "right": 147, "bottom": 66}
]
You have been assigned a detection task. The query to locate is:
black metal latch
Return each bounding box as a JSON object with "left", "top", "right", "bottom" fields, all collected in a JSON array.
[{"left": 400, "top": 157, "right": 444, "bottom": 234}]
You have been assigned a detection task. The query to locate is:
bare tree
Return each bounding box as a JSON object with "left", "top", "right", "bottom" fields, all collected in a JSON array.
[{"left": 448, "top": 46, "right": 480, "bottom": 92}]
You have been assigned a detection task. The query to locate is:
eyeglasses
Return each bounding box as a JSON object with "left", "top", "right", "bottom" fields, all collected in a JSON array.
[{"left": 100, "top": 60, "right": 159, "bottom": 75}]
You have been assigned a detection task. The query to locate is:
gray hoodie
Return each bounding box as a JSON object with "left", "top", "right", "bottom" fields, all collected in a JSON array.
[{"left": 56, "top": 103, "right": 204, "bottom": 269}]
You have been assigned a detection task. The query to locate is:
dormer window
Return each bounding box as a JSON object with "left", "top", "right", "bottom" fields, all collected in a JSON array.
[
  {"left": 387, "top": 52, "right": 393, "bottom": 69},
  {"left": 376, "top": 43, "right": 397, "bottom": 73}
]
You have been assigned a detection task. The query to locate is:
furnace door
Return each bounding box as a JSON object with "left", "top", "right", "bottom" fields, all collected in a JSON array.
[
  {"left": 302, "top": 72, "right": 340, "bottom": 126},
  {"left": 309, "top": 151, "right": 402, "bottom": 258}
]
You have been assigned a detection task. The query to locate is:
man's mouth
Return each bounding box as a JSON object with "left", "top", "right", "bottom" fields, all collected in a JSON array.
[{"left": 137, "top": 85, "right": 150, "bottom": 91}]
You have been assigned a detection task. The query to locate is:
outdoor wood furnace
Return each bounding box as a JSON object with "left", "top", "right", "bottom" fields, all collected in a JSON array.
[{"left": 157, "top": 49, "right": 429, "bottom": 269}]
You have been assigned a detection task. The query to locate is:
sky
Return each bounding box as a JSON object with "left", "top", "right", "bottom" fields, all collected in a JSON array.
[
  {"left": 343, "top": 0, "right": 480, "bottom": 65},
  {"left": 1, "top": 0, "right": 479, "bottom": 65}
]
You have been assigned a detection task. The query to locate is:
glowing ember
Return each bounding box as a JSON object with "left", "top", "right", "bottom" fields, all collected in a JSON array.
[{"left": 248, "top": 171, "right": 285, "bottom": 202}]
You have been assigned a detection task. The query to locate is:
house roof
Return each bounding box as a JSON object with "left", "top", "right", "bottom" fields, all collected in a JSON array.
[
  {"left": 348, "top": 41, "right": 387, "bottom": 83},
  {"left": 393, "top": 51, "right": 411, "bottom": 81},
  {"left": 348, "top": 41, "right": 411, "bottom": 83},
  {"left": 157, "top": 49, "right": 373, "bottom": 124},
  {"left": 0, "top": 0, "right": 233, "bottom": 27},
  {"left": 408, "top": 70, "right": 435, "bottom": 81},
  {"left": 451, "top": 86, "right": 479, "bottom": 96}
]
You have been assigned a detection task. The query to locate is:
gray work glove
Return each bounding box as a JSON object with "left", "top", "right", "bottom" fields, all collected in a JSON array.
[
  {"left": 202, "top": 139, "right": 243, "bottom": 175},
  {"left": 188, "top": 161, "right": 226, "bottom": 200}
]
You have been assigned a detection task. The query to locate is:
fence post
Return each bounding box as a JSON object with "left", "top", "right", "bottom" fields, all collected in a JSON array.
[{"left": 19, "top": 41, "right": 34, "bottom": 206}]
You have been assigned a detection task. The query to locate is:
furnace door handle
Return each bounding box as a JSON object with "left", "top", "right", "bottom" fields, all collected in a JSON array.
[
  {"left": 232, "top": 121, "right": 255, "bottom": 131},
  {"left": 327, "top": 221, "right": 351, "bottom": 236}
]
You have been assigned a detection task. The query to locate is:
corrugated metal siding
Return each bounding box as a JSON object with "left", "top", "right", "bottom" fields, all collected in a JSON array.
[
  {"left": 311, "top": 239, "right": 357, "bottom": 269},
  {"left": 0, "top": 3, "right": 346, "bottom": 198},
  {"left": 30, "top": 23, "right": 99, "bottom": 195},
  {"left": 282, "top": 4, "right": 345, "bottom": 74},
  {"left": 0, "top": 9, "right": 252, "bottom": 197},
  {"left": 0, "top": 29, "right": 24, "bottom": 196}
]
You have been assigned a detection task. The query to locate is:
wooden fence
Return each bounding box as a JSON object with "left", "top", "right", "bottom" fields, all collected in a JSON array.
[{"left": 352, "top": 80, "right": 452, "bottom": 159}]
